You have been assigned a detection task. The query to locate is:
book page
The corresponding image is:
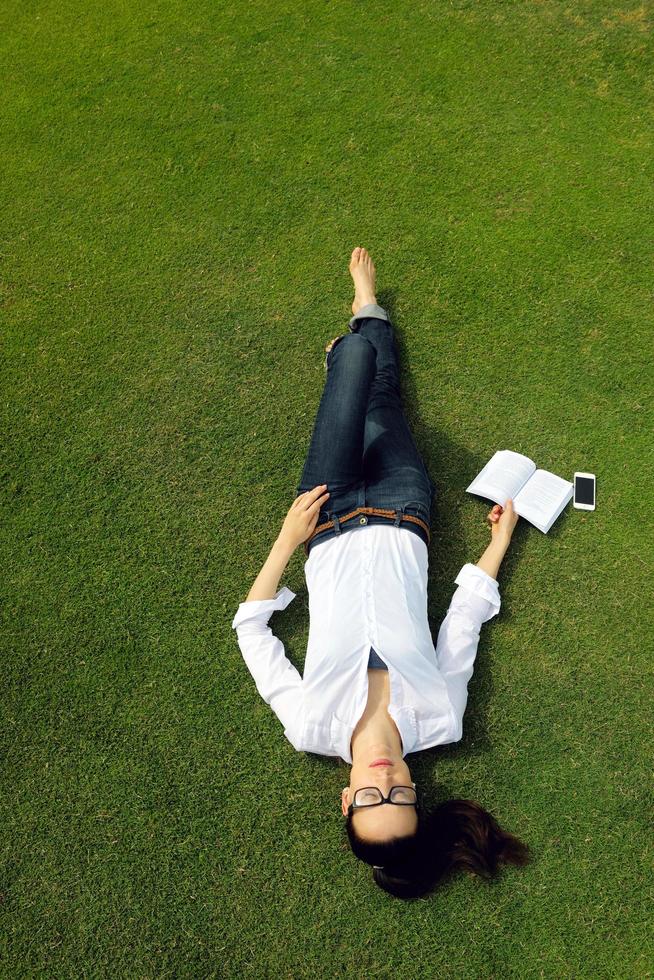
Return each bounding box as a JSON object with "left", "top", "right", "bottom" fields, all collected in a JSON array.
[
  {"left": 466, "top": 450, "right": 536, "bottom": 505},
  {"left": 513, "top": 469, "right": 573, "bottom": 532}
]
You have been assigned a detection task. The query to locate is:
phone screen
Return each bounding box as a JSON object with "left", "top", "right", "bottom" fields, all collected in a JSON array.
[{"left": 575, "top": 476, "right": 595, "bottom": 505}]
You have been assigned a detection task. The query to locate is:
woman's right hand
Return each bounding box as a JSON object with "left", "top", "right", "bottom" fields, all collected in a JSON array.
[{"left": 487, "top": 498, "right": 519, "bottom": 545}]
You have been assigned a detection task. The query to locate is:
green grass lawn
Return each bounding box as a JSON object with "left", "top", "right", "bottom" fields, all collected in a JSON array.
[{"left": 2, "top": 0, "right": 653, "bottom": 975}]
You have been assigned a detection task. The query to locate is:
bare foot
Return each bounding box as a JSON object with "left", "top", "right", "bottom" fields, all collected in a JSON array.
[{"left": 349, "top": 247, "right": 377, "bottom": 316}]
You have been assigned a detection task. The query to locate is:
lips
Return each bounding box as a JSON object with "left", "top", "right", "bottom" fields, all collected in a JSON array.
[{"left": 370, "top": 759, "right": 393, "bottom": 767}]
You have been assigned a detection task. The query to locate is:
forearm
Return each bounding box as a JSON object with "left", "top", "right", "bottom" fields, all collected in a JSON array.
[
  {"left": 476, "top": 537, "right": 510, "bottom": 581},
  {"left": 245, "top": 535, "right": 295, "bottom": 602}
]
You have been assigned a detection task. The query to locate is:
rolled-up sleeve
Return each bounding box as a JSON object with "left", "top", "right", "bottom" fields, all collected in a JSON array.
[
  {"left": 435, "top": 564, "right": 501, "bottom": 739},
  {"left": 231, "top": 587, "right": 304, "bottom": 742}
]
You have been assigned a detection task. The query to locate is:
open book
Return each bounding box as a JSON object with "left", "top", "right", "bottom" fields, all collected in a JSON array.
[{"left": 466, "top": 450, "right": 573, "bottom": 533}]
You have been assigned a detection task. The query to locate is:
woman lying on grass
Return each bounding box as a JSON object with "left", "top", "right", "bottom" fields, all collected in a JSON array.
[{"left": 232, "top": 247, "right": 530, "bottom": 899}]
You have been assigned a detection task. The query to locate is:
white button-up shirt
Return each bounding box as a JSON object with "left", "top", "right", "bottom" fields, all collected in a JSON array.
[{"left": 231, "top": 526, "right": 501, "bottom": 765}]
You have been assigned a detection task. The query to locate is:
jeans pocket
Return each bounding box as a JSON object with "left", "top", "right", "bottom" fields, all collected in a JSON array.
[{"left": 403, "top": 500, "right": 431, "bottom": 524}]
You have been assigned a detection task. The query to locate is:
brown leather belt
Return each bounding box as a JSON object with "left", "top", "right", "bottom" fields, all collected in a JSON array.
[{"left": 304, "top": 506, "right": 430, "bottom": 556}]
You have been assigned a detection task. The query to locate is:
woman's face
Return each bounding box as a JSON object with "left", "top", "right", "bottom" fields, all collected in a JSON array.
[{"left": 340, "top": 755, "right": 418, "bottom": 842}]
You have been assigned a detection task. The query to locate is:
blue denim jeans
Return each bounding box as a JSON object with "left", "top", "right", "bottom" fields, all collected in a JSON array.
[{"left": 295, "top": 303, "right": 436, "bottom": 556}]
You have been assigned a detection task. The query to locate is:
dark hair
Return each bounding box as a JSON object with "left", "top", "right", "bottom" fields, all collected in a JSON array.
[{"left": 345, "top": 798, "right": 531, "bottom": 900}]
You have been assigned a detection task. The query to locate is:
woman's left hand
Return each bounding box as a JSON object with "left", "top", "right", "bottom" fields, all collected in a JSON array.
[
  {"left": 278, "top": 485, "right": 330, "bottom": 551},
  {"left": 487, "top": 498, "right": 519, "bottom": 544}
]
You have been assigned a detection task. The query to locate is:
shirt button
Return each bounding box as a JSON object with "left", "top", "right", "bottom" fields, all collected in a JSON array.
[{"left": 359, "top": 516, "right": 368, "bottom": 525}]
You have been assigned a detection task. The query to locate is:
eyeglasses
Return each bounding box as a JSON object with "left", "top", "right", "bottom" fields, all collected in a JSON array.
[{"left": 348, "top": 785, "right": 418, "bottom": 814}]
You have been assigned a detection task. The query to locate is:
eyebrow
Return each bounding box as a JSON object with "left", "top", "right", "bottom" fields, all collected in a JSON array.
[{"left": 352, "top": 808, "right": 409, "bottom": 823}]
